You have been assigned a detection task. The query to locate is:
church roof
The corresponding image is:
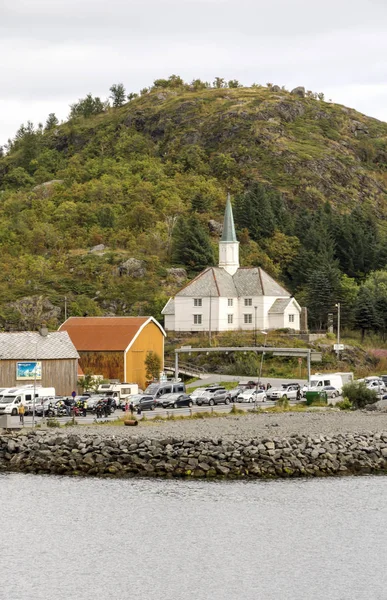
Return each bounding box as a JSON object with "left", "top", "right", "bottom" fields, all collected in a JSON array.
[
  {"left": 221, "top": 193, "right": 237, "bottom": 242},
  {"left": 161, "top": 298, "right": 175, "bottom": 315},
  {"left": 174, "top": 267, "right": 290, "bottom": 298}
]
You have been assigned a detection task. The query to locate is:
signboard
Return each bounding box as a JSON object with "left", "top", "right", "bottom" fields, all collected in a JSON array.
[
  {"left": 311, "top": 352, "right": 323, "bottom": 362},
  {"left": 333, "top": 344, "right": 345, "bottom": 351},
  {"left": 16, "top": 361, "right": 42, "bottom": 380}
]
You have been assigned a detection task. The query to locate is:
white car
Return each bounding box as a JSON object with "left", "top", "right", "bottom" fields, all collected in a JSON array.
[
  {"left": 365, "top": 380, "right": 385, "bottom": 393},
  {"left": 238, "top": 389, "right": 267, "bottom": 403},
  {"left": 267, "top": 384, "right": 301, "bottom": 400}
]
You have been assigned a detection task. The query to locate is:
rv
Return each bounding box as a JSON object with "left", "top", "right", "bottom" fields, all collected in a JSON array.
[
  {"left": 97, "top": 383, "right": 139, "bottom": 403},
  {"left": 302, "top": 372, "right": 353, "bottom": 396},
  {"left": 0, "top": 386, "right": 56, "bottom": 416}
]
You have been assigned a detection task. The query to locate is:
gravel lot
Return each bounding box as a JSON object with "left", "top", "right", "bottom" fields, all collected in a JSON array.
[{"left": 74, "top": 410, "right": 387, "bottom": 441}]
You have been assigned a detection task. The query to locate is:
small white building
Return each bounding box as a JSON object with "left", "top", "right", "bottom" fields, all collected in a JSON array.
[{"left": 162, "top": 195, "right": 301, "bottom": 332}]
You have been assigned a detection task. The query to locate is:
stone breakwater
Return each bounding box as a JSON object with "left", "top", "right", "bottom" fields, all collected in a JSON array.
[{"left": 1, "top": 430, "right": 387, "bottom": 479}]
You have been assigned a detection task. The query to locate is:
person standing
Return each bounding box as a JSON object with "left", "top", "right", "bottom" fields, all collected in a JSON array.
[
  {"left": 129, "top": 402, "right": 134, "bottom": 416},
  {"left": 18, "top": 403, "right": 25, "bottom": 426}
]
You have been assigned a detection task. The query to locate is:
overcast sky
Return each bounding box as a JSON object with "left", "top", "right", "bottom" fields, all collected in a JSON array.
[{"left": 1, "top": 0, "right": 386, "bottom": 145}]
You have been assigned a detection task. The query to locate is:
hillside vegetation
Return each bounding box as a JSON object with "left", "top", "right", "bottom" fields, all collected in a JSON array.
[{"left": 1, "top": 77, "right": 387, "bottom": 333}]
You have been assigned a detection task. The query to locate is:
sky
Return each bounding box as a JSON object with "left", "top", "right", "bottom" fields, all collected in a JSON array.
[{"left": 1, "top": 0, "right": 387, "bottom": 145}]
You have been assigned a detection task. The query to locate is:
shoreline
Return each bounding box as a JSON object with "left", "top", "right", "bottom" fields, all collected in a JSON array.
[{"left": 1, "top": 412, "right": 387, "bottom": 480}]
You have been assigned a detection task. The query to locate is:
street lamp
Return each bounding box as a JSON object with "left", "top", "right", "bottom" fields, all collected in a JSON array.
[{"left": 255, "top": 331, "right": 268, "bottom": 409}]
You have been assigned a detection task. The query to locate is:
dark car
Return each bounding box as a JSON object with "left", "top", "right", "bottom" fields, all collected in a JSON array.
[
  {"left": 138, "top": 395, "right": 163, "bottom": 411},
  {"left": 161, "top": 393, "right": 194, "bottom": 409},
  {"left": 196, "top": 387, "right": 228, "bottom": 406}
]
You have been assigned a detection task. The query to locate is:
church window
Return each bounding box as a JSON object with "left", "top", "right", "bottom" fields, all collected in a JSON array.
[
  {"left": 244, "top": 314, "right": 252, "bottom": 324},
  {"left": 228, "top": 314, "right": 233, "bottom": 324},
  {"left": 228, "top": 299, "right": 233, "bottom": 307},
  {"left": 244, "top": 298, "right": 252, "bottom": 306},
  {"left": 194, "top": 298, "right": 202, "bottom": 307},
  {"left": 289, "top": 314, "right": 295, "bottom": 323},
  {"left": 193, "top": 314, "right": 202, "bottom": 325}
]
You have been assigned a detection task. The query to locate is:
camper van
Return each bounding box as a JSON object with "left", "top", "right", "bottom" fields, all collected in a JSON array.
[
  {"left": 97, "top": 383, "right": 139, "bottom": 403},
  {"left": 0, "top": 386, "right": 56, "bottom": 416},
  {"left": 302, "top": 372, "right": 353, "bottom": 396}
]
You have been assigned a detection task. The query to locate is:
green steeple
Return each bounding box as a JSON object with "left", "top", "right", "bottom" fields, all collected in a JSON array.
[{"left": 221, "top": 193, "right": 237, "bottom": 242}]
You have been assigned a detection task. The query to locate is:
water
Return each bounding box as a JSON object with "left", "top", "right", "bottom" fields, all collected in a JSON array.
[{"left": 1, "top": 474, "right": 386, "bottom": 600}]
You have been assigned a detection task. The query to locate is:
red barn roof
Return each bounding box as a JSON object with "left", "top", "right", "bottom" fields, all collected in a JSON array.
[{"left": 59, "top": 317, "right": 166, "bottom": 352}]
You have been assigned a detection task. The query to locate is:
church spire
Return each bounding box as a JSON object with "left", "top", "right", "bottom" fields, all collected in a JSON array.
[
  {"left": 221, "top": 192, "right": 237, "bottom": 242},
  {"left": 219, "top": 193, "right": 239, "bottom": 275}
]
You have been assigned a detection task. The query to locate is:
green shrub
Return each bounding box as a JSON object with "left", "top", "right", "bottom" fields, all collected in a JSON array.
[
  {"left": 341, "top": 382, "right": 378, "bottom": 409},
  {"left": 46, "top": 418, "right": 60, "bottom": 428},
  {"left": 64, "top": 419, "right": 78, "bottom": 426},
  {"left": 335, "top": 398, "right": 352, "bottom": 410},
  {"left": 276, "top": 396, "right": 289, "bottom": 409}
]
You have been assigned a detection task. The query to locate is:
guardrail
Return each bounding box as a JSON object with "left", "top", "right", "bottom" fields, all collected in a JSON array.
[{"left": 164, "top": 361, "right": 207, "bottom": 377}]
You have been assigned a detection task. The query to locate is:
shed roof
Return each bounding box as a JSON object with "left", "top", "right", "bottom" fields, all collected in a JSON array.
[
  {"left": 268, "top": 298, "right": 292, "bottom": 314},
  {"left": 0, "top": 331, "right": 79, "bottom": 360},
  {"left": 59, "top": 316, "right": 166, "bottom": 351}
]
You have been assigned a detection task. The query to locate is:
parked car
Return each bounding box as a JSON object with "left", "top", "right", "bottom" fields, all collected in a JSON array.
[
  {"left": 321, "top": 385, "right": 340, "bottom": 398},
  {"left": 365, "top": 380, "right": 385, "bottom": 393},
  {"left": 190, "top": 388, "right": 209, "bottom": 403},
  {"left": 138, "top": 395, "right": 163, "bottom": 411},
  {"left": 225, "top": 387, "right": 244, "bottom": 403},
  {"left": 196, "top": 386, "right": 228, "bottom": 406},
  {"left": 238, "top": 389, "right": 267, "bottom": 403},
  {"left": 267, "top": 384, "right": 301, "bottom": 401},
  {"left": 161, "top": 393, "right": 194, "bottom": 409}
]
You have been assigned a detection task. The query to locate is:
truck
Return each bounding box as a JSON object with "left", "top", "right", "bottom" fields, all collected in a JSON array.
[
  {"left": 0, "top": 386, "right": 56, "bottom": 416},
  {"left": 97, "top": 383, "right": 139, "bottom": 405},
  {"left": 302, "top": 372, "right": 353, "bottom": 396}
]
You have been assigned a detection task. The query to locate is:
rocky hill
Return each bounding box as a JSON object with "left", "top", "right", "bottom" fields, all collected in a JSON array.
[{"left": 0, "top": 79, "right": 387, "bottom": 330}]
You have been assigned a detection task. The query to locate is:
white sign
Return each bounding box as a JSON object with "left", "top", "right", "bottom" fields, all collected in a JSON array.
[{"left": 334, "top": 344, "right": 344, "bottom": 351}]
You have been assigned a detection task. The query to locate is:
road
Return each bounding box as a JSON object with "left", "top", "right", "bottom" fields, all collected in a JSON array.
[{"left": 18, "top": 399, "right": 281, "bottom": 426}]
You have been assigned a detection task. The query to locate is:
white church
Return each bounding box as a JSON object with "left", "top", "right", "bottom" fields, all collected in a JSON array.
[{"left": 162, "top": 195, "right": 302, "bottom": 332}]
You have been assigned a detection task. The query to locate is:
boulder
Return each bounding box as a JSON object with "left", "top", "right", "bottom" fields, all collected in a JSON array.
[
  {"left": 166, "top": 268, "right": 187, "bottom": 282},
  {"left": 208, "top": 219, "right": 223, "bottom": 236},
  {"left": 291, "top": 86, "right": 305, "bottom": 98},
  {"left": 118, "top": 258, "right": 146, "bottom": 278},
  {"left": 271, "top": 85, "right": 281, "bottom": 92},
  {"left": 32, "top": 180, "right": 64, "bottom": 198},
  {"left": 89, "top": 244, "right": 105, "bottom": 253}
]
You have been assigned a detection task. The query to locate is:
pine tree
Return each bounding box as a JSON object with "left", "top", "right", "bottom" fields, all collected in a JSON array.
[
  {"left": 172, "top": 216, "right": 215, "bottom": 271},
  {"left": 45, "top": 113, "right": 59, "bottom": 131},
  {"left": 355, "top": 289, "right": 376, "bottom": 342}
]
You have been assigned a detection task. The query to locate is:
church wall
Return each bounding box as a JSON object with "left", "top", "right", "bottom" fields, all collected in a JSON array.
[
  {"left": 173, "top": 296, "right": 220, "bottom": 332},
  {"left": 284, "top": 301, "right": 300, "bottom": 331},
  {"left": 236, "top": 297, "right": 265, "bottom": 330}
]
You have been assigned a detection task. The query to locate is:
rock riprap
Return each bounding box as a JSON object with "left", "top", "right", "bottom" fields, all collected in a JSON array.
[{"left": 1, "top": 430, "right": 386, "bottom": 479}]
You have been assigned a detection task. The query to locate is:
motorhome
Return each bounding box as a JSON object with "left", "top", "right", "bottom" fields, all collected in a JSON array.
[
  {"left": 0, "top": 386, "right": 56, "bottom": 416},
  {"left": 97, "top": 383, "right": 139, "bottom": 402},
  {"left": 302, "top": 373, "right": 353, "bottom": 396},
  {"left": 144, "top": 380, "right": 186, "bottom": 399}
]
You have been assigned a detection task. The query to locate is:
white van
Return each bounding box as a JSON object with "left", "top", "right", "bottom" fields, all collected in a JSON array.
[
  {"left": 302, "top": 373, "right": 353, "bottom": 396},
  {"left": 0, "top": 386, "right": 56, "bottom": 416}
]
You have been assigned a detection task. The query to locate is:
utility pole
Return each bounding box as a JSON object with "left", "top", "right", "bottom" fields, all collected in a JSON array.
[
  {"left": 335, "top": 302, "right": 341, "bottom": 360},
  {"left": 254, "top": 306, "right": 257, "bottom": 347},
  {"left": 32, "top": 341, "right": 38, "bottom": 429},
  {"left": 64, "top": 296, "right": 68, "bottom": 321}
]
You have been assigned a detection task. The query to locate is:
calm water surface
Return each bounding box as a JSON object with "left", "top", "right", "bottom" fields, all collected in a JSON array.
[{"left": 1, "top": 474, "right": 386, "bottom": 600}]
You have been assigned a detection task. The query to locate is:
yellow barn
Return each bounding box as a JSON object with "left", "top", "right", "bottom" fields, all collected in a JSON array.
[{"left": 59, "top": 316, "right": 166, "bottom": 390}]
